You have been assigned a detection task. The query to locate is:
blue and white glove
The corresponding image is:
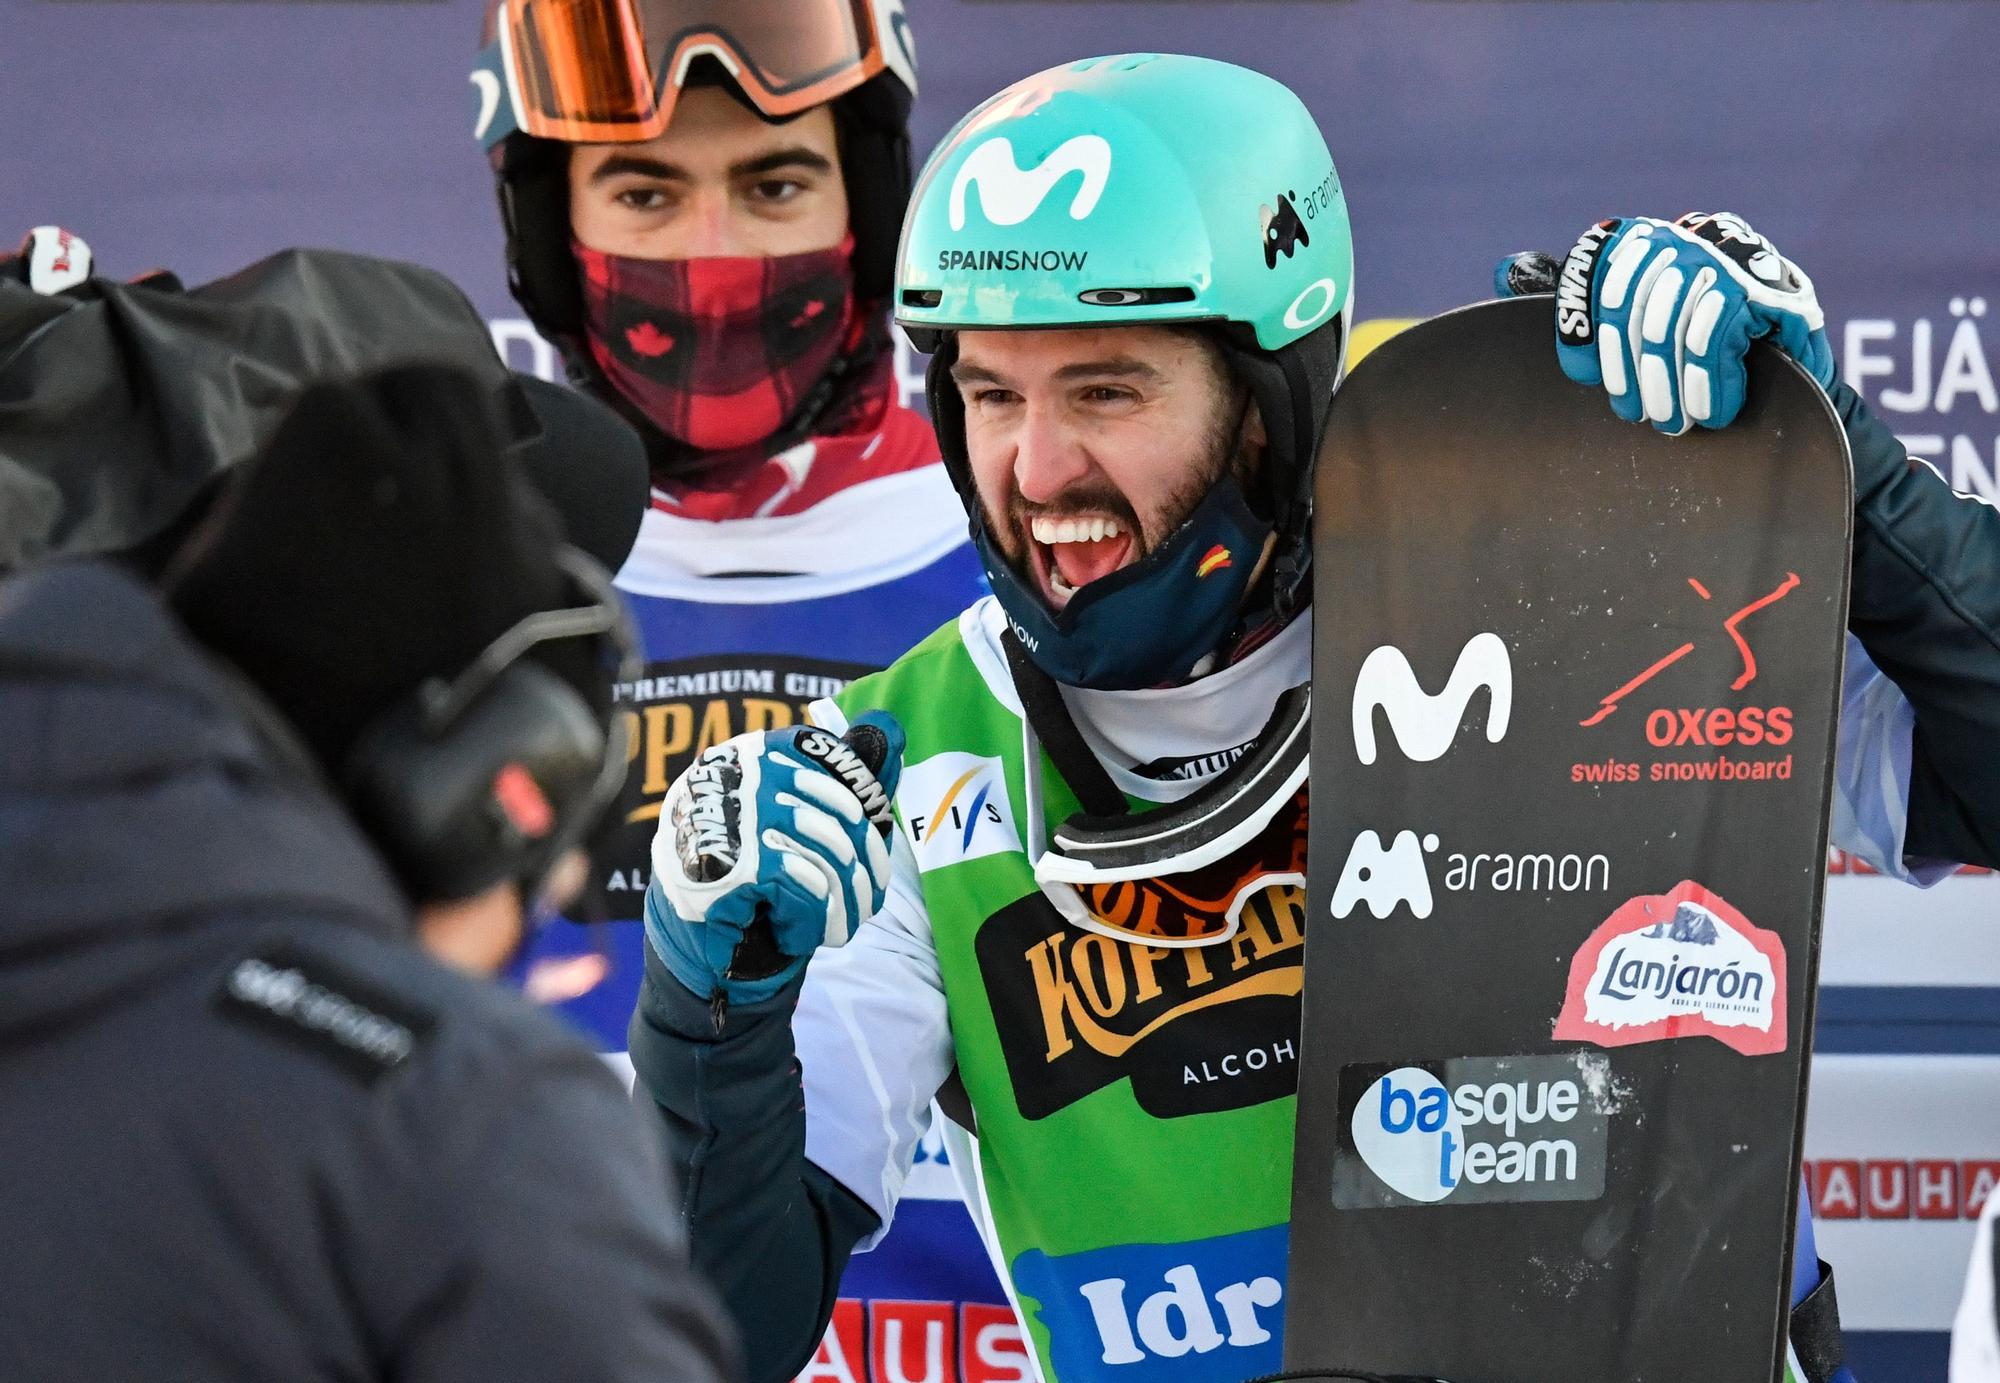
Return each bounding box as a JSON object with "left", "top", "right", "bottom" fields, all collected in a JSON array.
[
  {"left": 644, "top": 712, "right": 904, "bottom": 1006},
  {"left": 1543, "top": 212, "right": 1837, "bottom": 435}
]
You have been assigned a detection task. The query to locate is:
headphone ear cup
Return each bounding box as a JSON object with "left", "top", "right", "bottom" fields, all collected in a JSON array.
[{"left": 344, "top": 662, "right": 609, "bottom": 904}]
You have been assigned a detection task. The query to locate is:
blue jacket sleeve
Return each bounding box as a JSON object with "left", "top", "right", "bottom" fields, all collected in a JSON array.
[
  {"left": 627, "top": 942, "right": 881, "bottom": 1383},
  {"left": 1837, "top": 381, "right": 2000, "bottom": 868}
]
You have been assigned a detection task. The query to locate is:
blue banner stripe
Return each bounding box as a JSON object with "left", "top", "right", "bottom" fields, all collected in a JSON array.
[
  {"left": 1844, "top": 1329, "right": 1948, "bottom": 1380},
  {"left": 1815, "top": 985, "right": 2000, "bottom": 1054}
]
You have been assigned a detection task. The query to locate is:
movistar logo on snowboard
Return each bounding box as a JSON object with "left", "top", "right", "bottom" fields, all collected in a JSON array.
[
  {"left": 1011, "top": 1224, "right": 1286, "bottom": 1381},
  {"left": 1334, "top": 1053, "right": 1611, "bottom": 1208},
  {"left": 1330, "top": 629, "right": 1609, "bottom": 922}
]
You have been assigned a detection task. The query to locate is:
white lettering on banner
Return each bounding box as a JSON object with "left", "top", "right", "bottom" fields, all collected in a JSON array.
[
  {"left": 1803, "top": 1054, "right": 2000, "bottom": 1332},
  {"left": 970, "top": 1313, "right": 1033, "bottom": 1383},
  {"left": 948, "top": 134, "right": 1111, "bottom": 231},
  {"left": 797, "top": 1302, "right": 864, "bottom": 1383},
  {"left": 895, "top": 334, "right": 925, "bottom": 410},
  {"left": 1842, "top": 300, "right": 2000, "bottom": 506},
  {"left": 489, "top": 319, "right": 559, "bottom": 381},
  {"left": 1351, "top": 632, "right": 1513, "bottom": 766},
  {"left": 1804, "top": 1158, "right": 2000, "bottom": 1223},
  {"left": 880, "top": 1314, "right": 946, "bottom": 1383}
]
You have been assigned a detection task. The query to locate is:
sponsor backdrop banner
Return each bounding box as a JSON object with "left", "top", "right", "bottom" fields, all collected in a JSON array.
[{"left": 10, "top": 2, "right": 1995, "bottom": 1377}]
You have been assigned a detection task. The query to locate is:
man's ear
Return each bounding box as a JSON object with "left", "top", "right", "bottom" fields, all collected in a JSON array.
[{"left": 1245, "top": 396, "right": 1268, "bottom": 452}]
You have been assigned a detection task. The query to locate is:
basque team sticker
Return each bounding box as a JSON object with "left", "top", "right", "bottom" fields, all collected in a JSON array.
[{"left": 1554, "top": 880, "right": 1787, "bottom": 1056}]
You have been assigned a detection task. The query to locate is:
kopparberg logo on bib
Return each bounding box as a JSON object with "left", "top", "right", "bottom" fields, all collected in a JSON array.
[
  {"left": 1332, "top": 1053, "right": 1613, "bottom": 1209},
  {"left": 897, "top": 751, "right": 1021, "bottom": 872}
]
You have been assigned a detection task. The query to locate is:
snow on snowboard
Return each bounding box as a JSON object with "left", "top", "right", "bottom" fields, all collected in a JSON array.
[{"left": 1285, "top": 295, "right": 1854, "bottom": 1383}]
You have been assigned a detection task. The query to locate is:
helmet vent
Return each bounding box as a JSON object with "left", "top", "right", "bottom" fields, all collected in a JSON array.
[
  {"left": 900, "top": 289, "right": 944, "bottom": 309},
  {"left": 1077, "top": 287, "right": 1196, "bottom": 307}
]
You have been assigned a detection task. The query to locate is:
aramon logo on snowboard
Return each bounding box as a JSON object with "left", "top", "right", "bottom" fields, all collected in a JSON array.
[{"left": 978, "top": 795, "right": 1308, "bottom": 1120}]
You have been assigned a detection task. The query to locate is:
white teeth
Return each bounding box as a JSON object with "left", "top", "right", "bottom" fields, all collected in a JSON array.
[
  {"left": 1049, "top": 569, "right": 1076, "bottom": 597},
  {"left": 1030, "top": 515, "right": 1124, "bottom": 546}
]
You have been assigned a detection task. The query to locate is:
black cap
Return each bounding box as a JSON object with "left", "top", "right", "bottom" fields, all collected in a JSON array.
[
  {"left": 505, "top": 373, "right": 650, "bottom": 576},
  {"left": 165, "top": 362, "right": 603, "bottom": 778}
]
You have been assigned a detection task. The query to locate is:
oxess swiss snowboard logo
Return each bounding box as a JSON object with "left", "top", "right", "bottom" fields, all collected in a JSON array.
[{"left": 1555, "top": 881, "right": 1788, "bottom": 1056}]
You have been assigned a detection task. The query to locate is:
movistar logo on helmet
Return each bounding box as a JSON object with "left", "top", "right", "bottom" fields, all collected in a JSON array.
[{"left": 948, "top": 134, "right": 1112, "bottom": 231}]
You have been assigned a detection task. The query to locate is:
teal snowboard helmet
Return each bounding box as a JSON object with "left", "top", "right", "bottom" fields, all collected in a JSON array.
[{"left": 897, "top": 53, "right": 1353, "bottom": 689}]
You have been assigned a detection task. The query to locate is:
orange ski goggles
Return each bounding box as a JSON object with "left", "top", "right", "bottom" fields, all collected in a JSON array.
[{"left": 476, "top": 0, "right": 893, "bottom": 148}]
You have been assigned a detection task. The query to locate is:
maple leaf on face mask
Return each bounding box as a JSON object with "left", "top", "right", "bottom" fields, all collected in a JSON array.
[{"left": 625, "top": 321, "right": 676, "bottom": 358}]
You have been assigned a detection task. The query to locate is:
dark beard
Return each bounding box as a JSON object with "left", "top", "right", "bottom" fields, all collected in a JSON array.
[{"left": 983, "top": 391, "right": 1252, "bottom": 577}]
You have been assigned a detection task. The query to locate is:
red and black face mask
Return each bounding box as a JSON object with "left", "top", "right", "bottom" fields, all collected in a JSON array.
[{"left": 573, "top": 234, "right": 855, "bottom": 455}]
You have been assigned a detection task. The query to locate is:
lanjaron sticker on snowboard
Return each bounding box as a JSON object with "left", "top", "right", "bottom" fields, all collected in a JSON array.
[{"left": 1287, "top": 296, "right": 1852, "bottom": 1382}]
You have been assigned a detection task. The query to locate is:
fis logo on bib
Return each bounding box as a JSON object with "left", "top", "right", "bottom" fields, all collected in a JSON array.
[
  {"left": 1333, "top": 1053, "right": 1612, "bottom": 1208},
  {"left": 898, "top": 752, "right": 1020, "bottom": 872}
]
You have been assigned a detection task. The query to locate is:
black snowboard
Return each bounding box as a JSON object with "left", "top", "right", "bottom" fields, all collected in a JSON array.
[{"left": 1286, "top": 295, "right": 1853, "bottom": 1383}]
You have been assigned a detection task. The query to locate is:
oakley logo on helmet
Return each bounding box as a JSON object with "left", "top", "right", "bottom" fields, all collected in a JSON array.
[
  {"left": 1260, "top": 192, "right": 1309, "bottom": 269},
  {"left": 1282, "top": 277, "right": 1340, "bottom": 332},
  {"left": 948, "top": 134, "right": 1112, "bottom": 232}
]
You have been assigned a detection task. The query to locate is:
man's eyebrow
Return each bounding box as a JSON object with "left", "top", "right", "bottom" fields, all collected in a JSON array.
[
  {"left": 731, "top": 147, "right": 837, "bottom": 179},
  {"left": 949, "top": 361, "right": 1008, "bottom": 387},
  {"left": 587, "top": 153, "right": 685, "bottom": 184},
  {"left": 1051, "top": 357, "right": 1166, "bottom": 385}
]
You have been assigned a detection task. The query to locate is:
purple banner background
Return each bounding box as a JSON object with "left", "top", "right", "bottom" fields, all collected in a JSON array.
[
  {"left": 10, "top": 1, "right": 1999, "bottom": 326},
  {"left": 9, "top": 4, "right": 1999, "bottom": 1378}
]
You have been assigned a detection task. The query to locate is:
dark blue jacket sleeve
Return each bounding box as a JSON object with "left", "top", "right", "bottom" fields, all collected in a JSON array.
[
  {"left": 628, "top": 943, "right": 881, "bottom": 1383},
  {"left": 1837, "top": 381, "right": 2000, "bottom": 867}
]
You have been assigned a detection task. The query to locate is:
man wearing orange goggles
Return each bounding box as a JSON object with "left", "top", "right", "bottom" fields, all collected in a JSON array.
[
  {"left": 466, "top": 13, "right": 990, "bottom": 1364},
  {"left": 473, "top": 0, "right": 924, "bottom": 471}
]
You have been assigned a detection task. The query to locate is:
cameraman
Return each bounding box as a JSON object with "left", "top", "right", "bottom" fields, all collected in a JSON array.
[{"left": 0, "top": 364, "right": 737, "bottom": 1382}]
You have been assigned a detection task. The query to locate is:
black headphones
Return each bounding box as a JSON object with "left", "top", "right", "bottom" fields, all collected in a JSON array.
[{"left": 340, "top": 546, "right": 642, "bottom": 906}]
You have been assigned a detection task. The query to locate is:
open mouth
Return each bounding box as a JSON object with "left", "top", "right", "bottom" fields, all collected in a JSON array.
[{"left": 1028, "top": 514, "right": 1137, "bottom": 610}]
